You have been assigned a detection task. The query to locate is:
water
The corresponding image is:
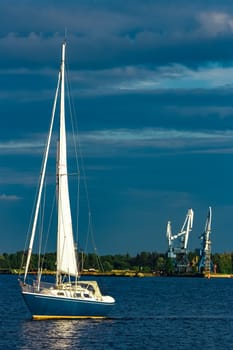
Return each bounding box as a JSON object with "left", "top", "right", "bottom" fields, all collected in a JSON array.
[{"left": 1, "top": 275, "right": 233, "bottom": 349}]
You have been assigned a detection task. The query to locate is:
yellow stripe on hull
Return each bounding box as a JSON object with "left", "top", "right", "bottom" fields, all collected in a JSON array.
[{"left": 33, "top": 315, "right": 107, "bottom": 320}]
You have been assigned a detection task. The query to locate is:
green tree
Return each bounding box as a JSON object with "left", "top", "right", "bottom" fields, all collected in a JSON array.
[
  {"left": 217, "top": 253, "right": 232, "bottom": 273},
  {"left": 155, "top": 256, "right": 165, "bottom": 272},
  {"left": 165, "top": 257, "right": 175, "bottom": 275}
]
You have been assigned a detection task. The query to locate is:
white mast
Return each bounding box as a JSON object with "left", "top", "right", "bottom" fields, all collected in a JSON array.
[{"left": 56, "top": 42, "right": 78, "bottom": 281}]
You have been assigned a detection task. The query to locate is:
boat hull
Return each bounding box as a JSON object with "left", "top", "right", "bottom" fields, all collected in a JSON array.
[{"left": 22, "top": 291, "right": 115, "bottom": 320}]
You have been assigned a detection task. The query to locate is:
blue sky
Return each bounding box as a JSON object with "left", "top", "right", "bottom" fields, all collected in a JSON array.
[{"left": 1, "top": 0, "right": 233, "bottom": 255}]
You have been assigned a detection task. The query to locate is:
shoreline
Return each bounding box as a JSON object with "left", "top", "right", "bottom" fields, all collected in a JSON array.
[{"left": 2, "top": 269, "right": 233, "bottom": 278}]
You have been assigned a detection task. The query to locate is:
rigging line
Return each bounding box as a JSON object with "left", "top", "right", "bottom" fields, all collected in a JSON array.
[
  {"left": 84, "top": 212, "right": 104, "bottom": 272},
  {"left": 24, "top": 71, "right": 61, "bottom": 282},
  {"left": 21, "top": 145, "right": 46, "bottom": 271},
  {"left": 65, "top": 62, "right": 80, "bottom": 246},
  {"left": 66, "top": 52, "right": 102, "bottom": 268},
  {"left": 73, "top": 133, "right": 100, "bottom": 261},
  {"left": 66, "top": 70, "right": 97, "bottom": 249},
  {"left": 37, "top": 180, "right": 46, "bottom": 274},
  {"left": 40, "top": 189, "right": 56, "bottom": 272}
]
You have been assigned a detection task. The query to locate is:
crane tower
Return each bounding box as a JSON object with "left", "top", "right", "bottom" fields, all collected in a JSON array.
[
  {"left": 198, "top": 207, "right": 212, "bottom": 274},
  {"left": 166, "top": 208, "right": 194, "bottom": 272}
]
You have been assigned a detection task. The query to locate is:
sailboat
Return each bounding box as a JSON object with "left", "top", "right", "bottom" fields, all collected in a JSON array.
[{"left": 19, "top": 42, "right": 115, "bottom": 320}]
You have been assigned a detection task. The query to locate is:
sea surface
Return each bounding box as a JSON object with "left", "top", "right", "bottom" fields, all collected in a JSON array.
[{"left": 1, "top": 275, "right": 233, "bottom": 349}]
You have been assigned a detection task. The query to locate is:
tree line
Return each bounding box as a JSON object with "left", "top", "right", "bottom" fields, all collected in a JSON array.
[{"left": 1, "top": 250, "right": 233, "bottom": 274}]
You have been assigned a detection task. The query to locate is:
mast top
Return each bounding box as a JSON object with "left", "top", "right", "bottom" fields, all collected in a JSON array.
[{"left": 61, "top": 41, "right": 66, "bottom": 63}]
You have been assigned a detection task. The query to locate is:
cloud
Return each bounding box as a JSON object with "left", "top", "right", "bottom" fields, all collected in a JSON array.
[
  {"left": 0, "top": 194, "right": 21, "bottom": 201},
  {"left": 0, "top": 140, "right": 44, "bottom": 155},
  {"left": 197, "top": 12, "right": 233, "bottom": 36},
  {"left": 112, "top": 64, "right": 233, "bottom": 91},
  {"left": 79, "top": 128, "right": 233, "bottom": 157},
  {"left": 1, "top": 128, "right": 233, "bottom": 157},
  {"left": 2, "top": 2, "right": 233, "bottom": 72}
]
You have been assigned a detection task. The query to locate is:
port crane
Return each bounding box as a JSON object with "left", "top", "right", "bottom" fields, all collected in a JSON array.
[
  {"left": 166, "top": 208, "right": 194, "bottom": 272},
  {"left": 198, "top": 206, "right": 212, "bottom": 273}
]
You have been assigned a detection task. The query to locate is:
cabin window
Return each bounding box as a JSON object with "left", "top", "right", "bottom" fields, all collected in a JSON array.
[
  {"left": 57, "top": 292, "right": 65, "bottom": 296},
  {"left": 87, "top": 285, "right": 95, "bottom": 292},
  {"left": 75, "top": 293, "right": 81, "bottom": 298},
  {"left": 84, "top": 293, "right": 90, "bottom": 298}
]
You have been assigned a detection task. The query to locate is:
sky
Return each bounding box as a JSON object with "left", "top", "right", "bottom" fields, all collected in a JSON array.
[{"left": 1, "top": 0, "right": 233, "bottom": 256}]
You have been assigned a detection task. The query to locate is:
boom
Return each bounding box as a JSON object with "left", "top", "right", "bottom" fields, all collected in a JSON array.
[
  {"left": 167, "top": 209, "right": 193, "bottom": 251},
  {"left": 166, "top": 208, "right": 194, "bottom": 272}
]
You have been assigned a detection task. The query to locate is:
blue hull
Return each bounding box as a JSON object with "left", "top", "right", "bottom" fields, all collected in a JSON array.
[{"left": 22, "top": 292, "right": 115, "bottom": 319}]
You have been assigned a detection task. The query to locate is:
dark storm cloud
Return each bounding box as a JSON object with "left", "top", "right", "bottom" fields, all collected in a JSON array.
[
  {"left": 2, "top": 0, "right": 233, "bottom": 71},
  {"left": 1, "top": 0, "right": 233, "bottom": 254}
]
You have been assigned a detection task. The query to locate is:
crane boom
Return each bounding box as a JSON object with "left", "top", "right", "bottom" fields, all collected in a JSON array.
[
  {"left": 167, "top": 208, "right": 193, "bottom": 249},
  {"left": 166, "top": 208, "right": 194, "bottom": 271}
]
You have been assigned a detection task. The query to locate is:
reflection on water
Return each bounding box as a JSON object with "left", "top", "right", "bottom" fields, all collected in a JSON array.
[{"left": 20, "top": 319, "right": 108, "bottom": 349}]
